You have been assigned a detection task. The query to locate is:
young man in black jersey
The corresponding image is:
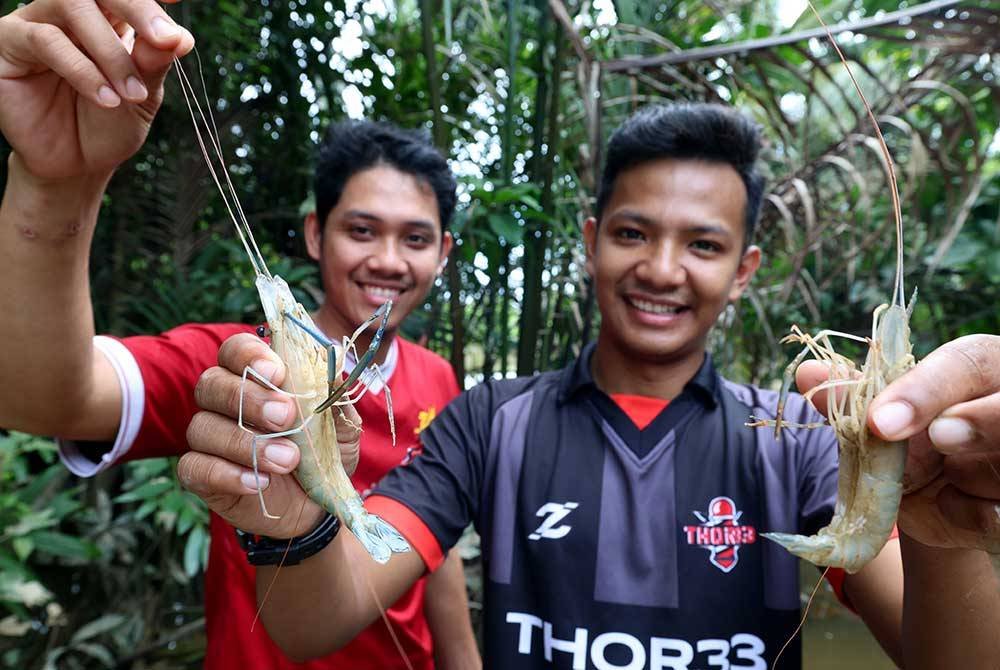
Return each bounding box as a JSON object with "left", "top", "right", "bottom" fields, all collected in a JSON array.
[{"left": 184, "top": 103, "right": 1000, "bottom": 669}]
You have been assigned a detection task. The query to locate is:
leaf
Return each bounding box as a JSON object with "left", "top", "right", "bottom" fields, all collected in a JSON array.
[
  {"left": 31, "top": 531, "right": 99, "bottom": 561},
  {"left": 4, "top": 510, "right": 57, "bottom": 537},
  {"left": 70, "top": 614, "right": 127, "bottom": 643},
  {"left": 71, "top": 642, "right": 116, "bottom": 667},
  {"left": 0, "top": 615, "right": 32, "bottom": 637},
  {"left": 114, "top": 477, "right": 174, "bottom": 503},
  {"left": 0, "top": 576, "right": 51, "bottom": 607},
  {"left": 183, "top": 526, "right": 208, "bottom": 577},
  {"left": 12, "top": 538, "right": 32, "bottom": 562},
  {"left": 487, "top": 213, "right": 523, "bottom": 242}
]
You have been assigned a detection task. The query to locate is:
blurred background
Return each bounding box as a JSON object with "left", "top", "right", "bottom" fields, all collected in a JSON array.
[{"left": 0, "top": 0, "right": 997, "bottom": 667}]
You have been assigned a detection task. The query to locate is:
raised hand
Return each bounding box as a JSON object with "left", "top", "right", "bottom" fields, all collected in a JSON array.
[{"left": 0, "top": 0, "right": 194, "bottom": 180}]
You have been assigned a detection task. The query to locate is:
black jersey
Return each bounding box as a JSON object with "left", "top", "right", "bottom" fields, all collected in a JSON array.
[{"left": 373, "top": 346, "right": 839, "bottom": 670}]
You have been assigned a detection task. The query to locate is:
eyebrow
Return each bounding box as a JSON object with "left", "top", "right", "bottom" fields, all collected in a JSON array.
[
  {"left": 342, "top": 210, "right": 438, "bottom": 232},
  {"left": 609, "top": 210, "right": 733, "bottom": 237}
]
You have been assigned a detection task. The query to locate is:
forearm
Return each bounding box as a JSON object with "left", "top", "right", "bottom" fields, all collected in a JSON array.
[
  {"left": 425, "top": 549, "right": 481, "bottom": 670},
  {"left": 900, "top": 532, "right": 1000, "bottom": 669},
  {"left": 256, "top": 527, "right": 426, "bottom": 662},
  {"left": 0, "top": 153, "right": 114, "bottom": 435}
]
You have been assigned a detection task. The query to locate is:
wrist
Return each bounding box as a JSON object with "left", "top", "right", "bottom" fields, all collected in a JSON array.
[
  {"left": 236, "top": 513, "right": 341, "bottom": 567},
  {"left": 4, "top": 153, "right": 111, "bottom": 240}
]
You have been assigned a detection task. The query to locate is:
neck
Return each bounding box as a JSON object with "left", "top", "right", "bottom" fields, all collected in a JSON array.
[
  {"left": 312, "top": 305, "right": 396, "bottom": 367},
  {"left": 590, "top": 334, "right": 706, "bottom": 401}
]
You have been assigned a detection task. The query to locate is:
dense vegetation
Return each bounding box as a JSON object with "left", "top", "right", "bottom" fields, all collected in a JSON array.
[{"left": 1, "top": 0, "right": 997, "bottom": 667}]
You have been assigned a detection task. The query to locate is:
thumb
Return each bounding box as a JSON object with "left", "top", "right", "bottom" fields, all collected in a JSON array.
[
  {"left": 869, "top": 335, "right": 1000, "bottom": 441},
  {"left": 131, "top": 28, "right": 194, "bottom": 108}
]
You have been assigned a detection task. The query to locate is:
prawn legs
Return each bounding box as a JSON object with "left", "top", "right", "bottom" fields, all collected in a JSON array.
[{"left": 749, "top": 300, "right": 915, "bottom": 573}]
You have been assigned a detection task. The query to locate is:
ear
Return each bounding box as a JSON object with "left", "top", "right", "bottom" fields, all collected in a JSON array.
[
  {"left": 582, "top": 217, "right": 599, "bottom": 277},
  {"left": 438, "top": 231, "right": 454, "bottom": 275},
  {"left": 728, "top": 245, "right": 762, "bottom": 302},
  {"left": 304, "top": 211, "right": 322, "bottom": 262}
]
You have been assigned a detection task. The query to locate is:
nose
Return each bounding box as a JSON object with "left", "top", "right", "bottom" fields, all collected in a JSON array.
[
  {"left": 366, "top": 238, "right": 408, "bottom": 276},
  {"left": 635, "top": 241, "right": 686, "bottom": 289}
]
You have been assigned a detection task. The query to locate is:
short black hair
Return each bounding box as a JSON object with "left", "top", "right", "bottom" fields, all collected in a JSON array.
[
  {"left": 596, "top": 103, "right": 765, "bottom": 244},
  {"left": 314, "top": 120, "right": 457, "bottom": 232}
]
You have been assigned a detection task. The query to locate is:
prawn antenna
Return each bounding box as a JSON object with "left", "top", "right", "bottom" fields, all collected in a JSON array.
[
  {"left": 172, "top": 52, "right": 272, "bottom": 281},
  {"left": 806, "top": 3, "right": 905, "bottom": 309}
]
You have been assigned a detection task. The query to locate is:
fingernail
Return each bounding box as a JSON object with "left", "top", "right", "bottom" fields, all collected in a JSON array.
[
  {"left": 124, "top": 76, "right": 147, "bottom": 101},
  {"left": 928, "top": 417, "right": 976, "bottom": 451},
  {"left": 253, "top": 359, "right": 279, "bottom": 382},
  {"left": 241, "top": 471, "right": 268, "bottom": 490},
  {"left": 97, "top": 85, "right": 121, "bottom": 108},
  {"left": 872, "top": 401, "right": 914, "bottom": 439},
  {"left": 151, "top": 16, "right": 179, "bottom": 39},
  {"left": 263, "top": 401, "right": 290, "bottom": 426},
  {"left": 265, "top": 441, "right": 297, "bottom": 468}
]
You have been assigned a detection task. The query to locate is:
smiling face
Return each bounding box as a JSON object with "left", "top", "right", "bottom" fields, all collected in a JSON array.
[
  {"left": 305, "top": 164, "right": 453, "bottom": 352},
  {"left": 585, "top": 158, "right": 761, "bottom": 378}
]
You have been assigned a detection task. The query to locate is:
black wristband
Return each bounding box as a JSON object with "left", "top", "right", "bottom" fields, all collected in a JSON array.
[{"left": 235, "top": 513, "right": 340, "bottom": 567}]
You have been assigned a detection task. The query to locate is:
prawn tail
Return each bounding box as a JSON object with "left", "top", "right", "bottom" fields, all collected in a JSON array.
[
  {"left": 762, "top": 525, "right": 888, "bottom": 574},
  {"left": 350, "top": 512, "right": 412, "bottom": 565}
]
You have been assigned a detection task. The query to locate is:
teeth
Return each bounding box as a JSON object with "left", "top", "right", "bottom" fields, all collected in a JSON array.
[
  {"left": 363, "top": 285, "right": 401, "bottom": 299},
  {"left": 631, "top": 299, "right": 682, "bottom": 315}
]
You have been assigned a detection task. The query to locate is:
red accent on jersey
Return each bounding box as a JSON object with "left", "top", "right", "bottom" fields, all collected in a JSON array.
[
  {"left": 366, "top": 495, "right": 445, "bottom": 571},
  {"left": 609, "top": 393, "right": 670, "bottom": 430},
  {"left": 121, "top": 324, "right": 460, "bottom": 670}
]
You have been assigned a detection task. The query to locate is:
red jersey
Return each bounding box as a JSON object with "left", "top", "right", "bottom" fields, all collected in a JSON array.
[{"left": 65, "top": 323, "right": 460, "bottom": 670}]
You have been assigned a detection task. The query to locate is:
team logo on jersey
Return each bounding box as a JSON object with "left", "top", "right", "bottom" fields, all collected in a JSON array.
[
  {"left": 400, "top": 405, "right": 437, "bottom": 465},
  {"left": 682, "top": 496, "right": 757, "bottom": 573},
  {"left": 528, "top": 502, "right": 579, "bottom": 541},
  {"left": 414, "top": 406, "right": 437, "bottom": 435}
]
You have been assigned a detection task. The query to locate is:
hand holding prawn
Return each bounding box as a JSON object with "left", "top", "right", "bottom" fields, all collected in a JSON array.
[
  {"left": 180, "top": 334, "right": 361, "bottom": 540},
  {"left": 796, "top": 335, "right": 1000, "bottom": 554}
]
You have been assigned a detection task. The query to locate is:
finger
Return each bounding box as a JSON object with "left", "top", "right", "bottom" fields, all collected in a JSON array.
[
  {"left": 794, "top": 359, "right": 858, "bottom": 419},
  {"left": 935, "top": 484, "right": 1000, "bottom": 552},
  {"left": 334, "top": 402, "right": 362, "bottom": 446},
  {"left": 88, "top": 0, "right": 193, "bottom": 54},
  {"left": 177, "top": 452, "right": 323, "bottom": 538},
  {"left": 0, "top": 19, "right": 122, "bottom": 107},
  {"left": 60, "top": 0, "right": 148, "bottom": 102},
  {"left": 187, "top": 411, "right": 301, "bottom": 474},
  {"left": 926, "top": 392, "right": 1000, "bottom": 456},
  {"left": 941, "top": 452, "right": 1000, "bottom": 501},
  {"left": 177, "top": 449, "right": 268, "bottom": 497},
  {"left": 194, "top": 365, "right": 297, "bottom": 434},
  {"left": 902, "top": 431, "right": 944, "bottom": 494},
  {"left": 218, "top": 332, "right": 286, "bottom": 387},
  {"left": 869, "top": 334, "right": 1000, "bottom": 441}
]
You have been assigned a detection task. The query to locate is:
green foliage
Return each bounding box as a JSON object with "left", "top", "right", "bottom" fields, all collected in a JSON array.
[
  {"left": 1, "top": 0, "right": 997, "bottom": 665},
  {"left": 0, "top": 433, "right": 206, "bottom": 669}
]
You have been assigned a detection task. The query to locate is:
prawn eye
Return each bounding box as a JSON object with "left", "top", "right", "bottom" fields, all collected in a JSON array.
[{"left": 256, "top": 325, "right": 272, "bottom": 338}]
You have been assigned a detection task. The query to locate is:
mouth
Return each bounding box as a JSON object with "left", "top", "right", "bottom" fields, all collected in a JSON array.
[
  {"left": 624, "top": 295, "right": 689, "bottom": 317},
  {"left": 357, "top": 282, "right": 405, "bottom": 303}
]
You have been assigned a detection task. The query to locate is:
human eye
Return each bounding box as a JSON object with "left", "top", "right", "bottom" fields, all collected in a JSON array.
[
  {"left": 405, "top": 232, "right": 432, "bottom": 247},
  {"left": 349, "top": 223, "right": 375, "bottom": 239},
  {"left": 691, "top": 239, "right": 722, "bottom": 253},
  {"left": 615, "top": 227, "right": 645, "bottom": 243}
]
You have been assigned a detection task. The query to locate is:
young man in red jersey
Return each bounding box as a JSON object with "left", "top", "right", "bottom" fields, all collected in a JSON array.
[
  {"left": 0, "top": 1, "right": 479, "bottom": 669},
  {"left": 183, "top": 101, "right": 1000, "bottom": 670}
]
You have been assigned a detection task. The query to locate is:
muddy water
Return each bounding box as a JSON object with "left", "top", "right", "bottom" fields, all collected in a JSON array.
[{"left": 799, "top": 564, "right": 897, "bottom": 669}]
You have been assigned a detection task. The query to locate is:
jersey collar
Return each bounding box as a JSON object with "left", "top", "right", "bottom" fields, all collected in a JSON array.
[{"left": 558, "top": 342, "right": 720, "bottom": 409}]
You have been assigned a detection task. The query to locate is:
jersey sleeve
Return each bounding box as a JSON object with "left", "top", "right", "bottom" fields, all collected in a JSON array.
[
  {"left": 367, "top": 382, "right": 493, "bottom": 570},
  {"left": 59, "top": 323, "right": 254, "bottom": 475}
]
